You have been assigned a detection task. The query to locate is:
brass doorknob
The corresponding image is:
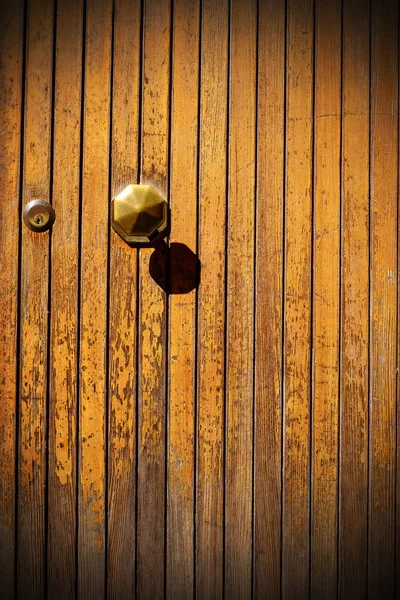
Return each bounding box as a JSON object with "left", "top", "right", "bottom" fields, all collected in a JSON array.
[
  {"left": 111, "top": 184, "right": 168, "bottom": 245},
  {"left": 23, "top": 199, "right": 56, "bottom": 232}
]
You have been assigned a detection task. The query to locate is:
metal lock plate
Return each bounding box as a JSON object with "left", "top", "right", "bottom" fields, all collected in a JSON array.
[{"left": 23, "top": 199, "right": 56, "bottom": 233}]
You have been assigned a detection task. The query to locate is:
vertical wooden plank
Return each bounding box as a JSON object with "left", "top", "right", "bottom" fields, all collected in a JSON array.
[
  {"left": 107, "top": 0, "right": 141, "bottom": 598},
  {"left": 225, "top": 0, "right": 256, "bottom": 597},
  {"left": 137, "top": 0, "right": 170, "bottom": 597},
  {"left": 398, "top": 59, "right": 400, "bottom": 600},
  {"left": 254, "top": 0, "right": 285, "bottom": 597},
  {"left": 78, "top": 0, "right": 112, "bottom": 597},
  {"left": 196, "top": 0, "right": 228, "bottom": 597},
  {"left": 167, "top": 0, "right": 199, "bottom": 598},
  {"left": 47, "top": 1, "right": 82, "bottom": 597},
  {"left": 17, "top": 0, "right": 53, "bottom": 597},
  {"left": 339, "top": 0, "right": 370, "bottom": 596},
  {"left": 0, "top": 2, "right": 24, "bottom": 597},
  {"left": 369, "top": 0, "right": 398, "bottom": 595},
  {"left": 282, "top": 0, "right": 313, "bottom": 596},
  {"left": 311, "top": 0, "right": 341, "bottom": 597}
]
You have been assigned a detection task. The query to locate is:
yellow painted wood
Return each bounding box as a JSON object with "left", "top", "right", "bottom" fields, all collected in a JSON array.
[
  {"left": 18, "top": 1, "right": 53, "bottom": 596},
  {"left": 225, "top": 1, "right": 257, "bottom": 597},
  {"left": 48, "top": 0, "right": 82, "bottom": 597},
  {"left": 369, "top": 0, "right": 398, "bottom": 594},
  {"left": 282, "top": 0, "right": 313, "bottom": 596},
  {"left": 0, "top": 2, "right": 399, "bottom": 596},
  {"left": 137, "top": 1, "right": 170, "bottom": 598},
  {"left": 196, "top": 1, "right": 228, "bottom": 597},
  {"left": 167, "top": 0, "right": 199, "bottom": 597},
  {"left": 78, "top": 1, "right": 112, "bottom": 597},
  {"left": 107, "top": 1, "right": 141, "bottom": 598},
  {"left": 339, "top": 1, "right": 370, "bottom": 596},
  {"left": 311, "top": 0, "right": 341, "bottom": 596},
  {"left": 0, "top": 2, "right": 24, "bottom": 597},
  {"left": 254, "top": 1, "right": 285, "bottom": 597}
]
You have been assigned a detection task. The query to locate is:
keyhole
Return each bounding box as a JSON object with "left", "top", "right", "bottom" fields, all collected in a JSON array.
[{"left": 23, "top": 201, "right": 55, "bottom": 232}]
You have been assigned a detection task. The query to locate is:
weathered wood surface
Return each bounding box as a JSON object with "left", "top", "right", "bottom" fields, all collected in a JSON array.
[
  {"left": 225, "top": 1, "right": 257, "bottom": 599},
  {"left": 47, "top": 1, "right": 82, "bottom": 598},
  {"left": 282, "top": 0, "right": 313, "bottom": 596},
  {"left": 339, "top": 0, "right": 370, "bottom": 597},
  {"left": 167, "top": 0, "right": 199, "bottom": 598},
  {"left": 136, "top": 1, "right": 170, "bottom": 599},
  {"left": 78, "top": 0, "right": 112, "bottom": 597},
  {"left": 107, "top": 1, "right": 141, "bottom": 599},
  {"left": 0, "top": 2, "right": 24, "bottom": 598},
  {"left": 18, "top": 1, "right": 53, "bottom": 597},
  {"left": 311, "top": 0, "right": 341, "bottom": 596},
  {"left": 254, "top": 0, "right": 285, "bottom": 597},
  {"left": 196, "top": 1, "right": 228, "bottom": 598},
  {"left": 0, "top": 0, "right": 398, "bottom": 597},
  {"left": 368, "top": 0, "right": 398, "bottom": 596}
]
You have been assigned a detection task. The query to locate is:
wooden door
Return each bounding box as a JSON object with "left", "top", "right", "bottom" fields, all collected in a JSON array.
[{"left": 0, "top": 0, "right": 399, "bottom": 598}]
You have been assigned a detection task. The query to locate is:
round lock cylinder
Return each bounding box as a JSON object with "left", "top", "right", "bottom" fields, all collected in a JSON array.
[
  {"left": 111, "top": 184, "right": 168, "bottom": 245},
  {"left": 23, "top": 199, "right": 56, "bottom": 233}
]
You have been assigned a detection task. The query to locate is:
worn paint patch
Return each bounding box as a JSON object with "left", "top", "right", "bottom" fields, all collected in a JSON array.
[
  {"left": 109, "top": 264, "right": 136, "bottom": 480},
  {"left": 140, "top": 260, "right": 165, "bottom": 453},
  {"left": 53, "top": 309, "right": 77, "bottom": 486}
]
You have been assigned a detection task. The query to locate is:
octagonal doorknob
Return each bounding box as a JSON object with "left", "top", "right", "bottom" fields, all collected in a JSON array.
[{"left": 111, "top": 184, "right": 168, "bottom": 245}]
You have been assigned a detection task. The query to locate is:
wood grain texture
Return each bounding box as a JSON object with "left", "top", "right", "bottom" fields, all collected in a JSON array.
[
  {"left": 339, "top": 1, "right": 370, "bottom": 597},
  {"left": 254, "top": 0, "right": 285, "bottom": 597},
  {"left": 3, "top": 2, "right": 400, "bottom": 598},
  {"left": 0, "top": 2, "right": 23, "bottom": 598},
  {"left": 368, "top": 0, "right": 398, "bottom": 595},
  {"left": 282, "top": 0, "right": 313, "bottom": 596},
  {"left": 78, "top": 0, "right": 112, "bottom": 597},
  {"left": 167, "top": 0, "right": 199, "bottom": 598},
  {"left": 17, "top": 0, "right": 53, "bottom": 597},
  {"left": 196, "top": 1, "right": 228, "bottom": 597},
  {"left": 225, "top": 0, "right": 256, "bottom": 597},
  {"left": 311, "top": 0, "right": 341, "bottom": 596},
  {"left": 107, "top": 1, "right": 141, "bottom": 598},
  {"left": 136, "top": 1, "right": 170, "bottom": 598},
  {"left": 47, "top": 1, "right": 82, "bottom": 597}
]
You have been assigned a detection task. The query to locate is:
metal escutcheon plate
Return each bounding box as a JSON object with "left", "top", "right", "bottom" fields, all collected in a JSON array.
[{"left": 23, "top": 199, "right": 56, "bottom": 233}]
